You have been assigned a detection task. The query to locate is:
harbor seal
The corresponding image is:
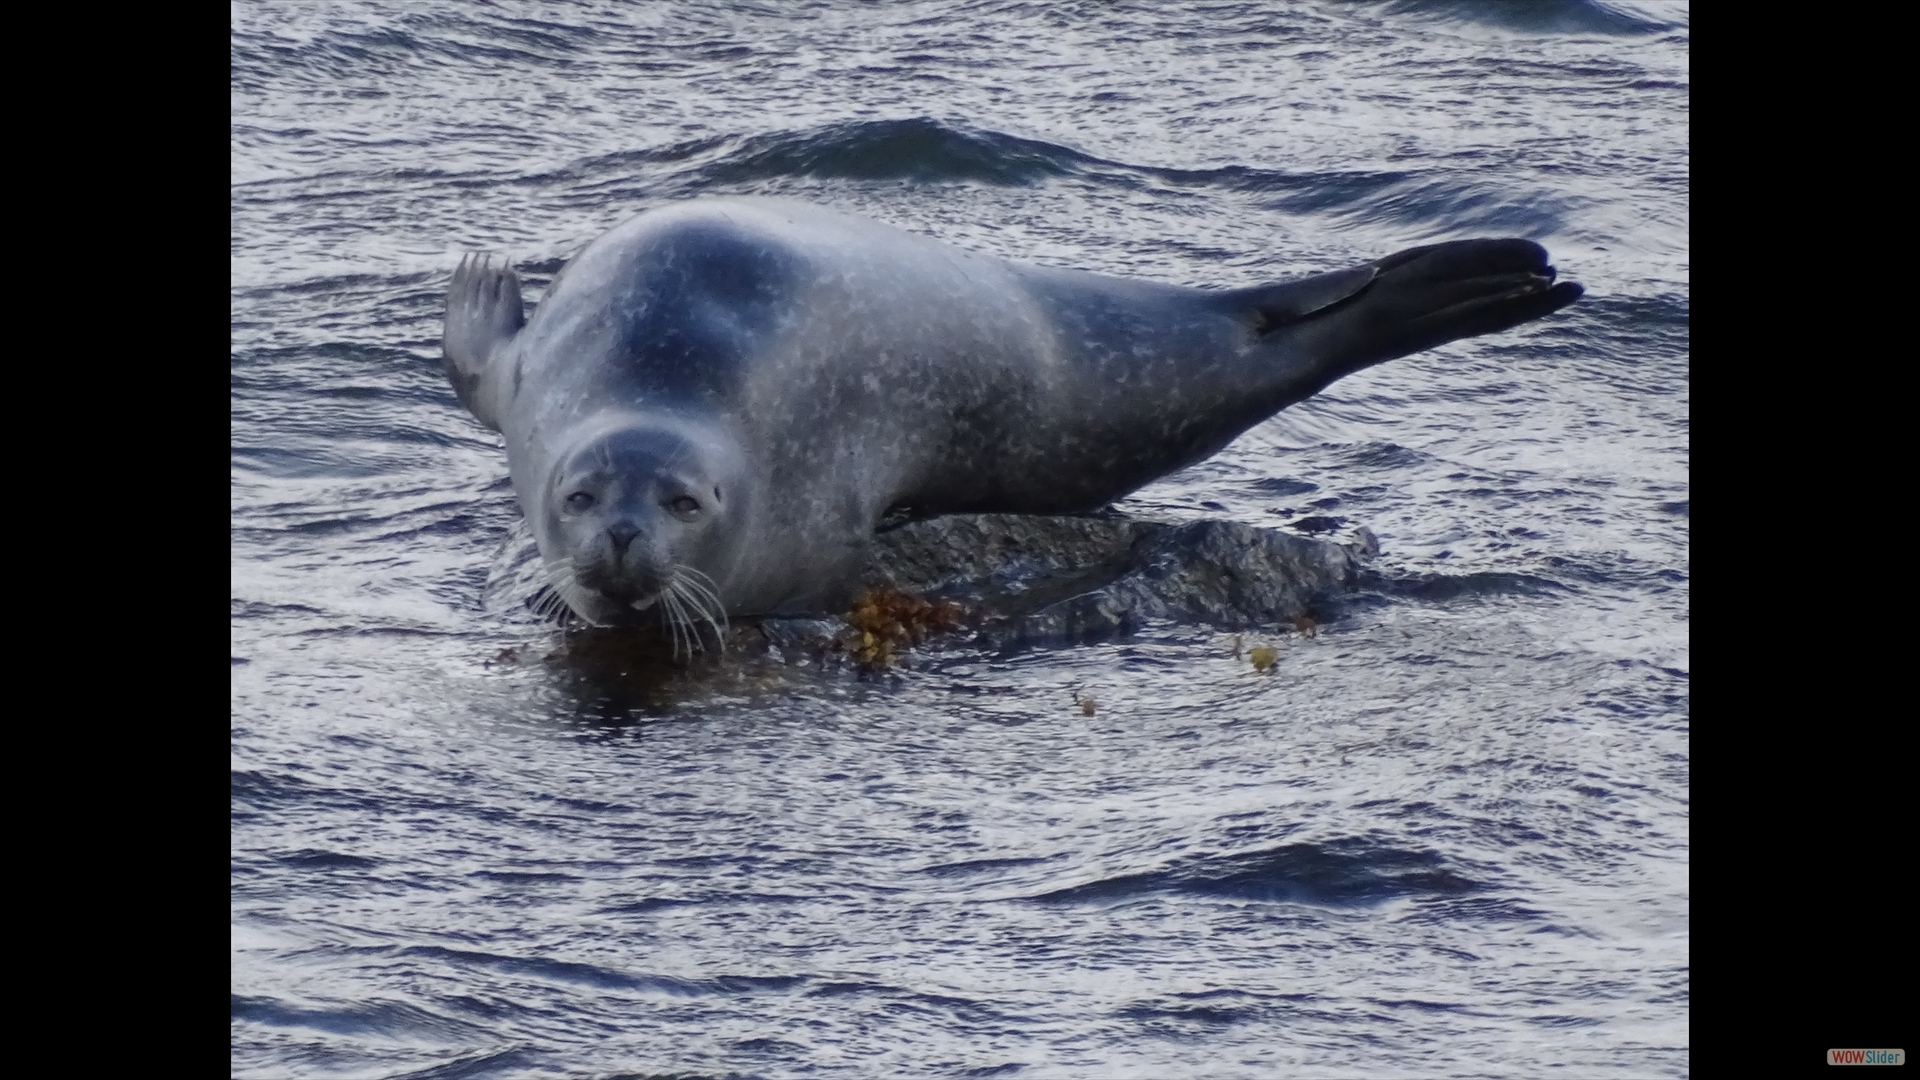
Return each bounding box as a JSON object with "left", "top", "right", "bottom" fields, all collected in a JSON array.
[{"left": 444, "top": 197, "right": 1580, "bottom": 636}]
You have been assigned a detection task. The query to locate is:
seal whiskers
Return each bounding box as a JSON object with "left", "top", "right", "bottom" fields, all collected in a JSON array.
[
  {"left": 670, "top": 566, "right": 730, "bottom": 650},
  {"left": 530, "top": 557, "right": 588, "bottom": 626},
  {"left": 522, "top": 550, "right": 727, "bottom": 661},
  {"left": 657, "top": 586, "right": 693, "bottom": 659},
  {"left": 646, "top": 566, "right": 729, "bottom": 659}
]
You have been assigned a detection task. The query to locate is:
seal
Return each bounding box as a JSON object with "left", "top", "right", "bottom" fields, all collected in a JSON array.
[{"left": 444, "top": 197, "right": 1580, "bottom": 637}]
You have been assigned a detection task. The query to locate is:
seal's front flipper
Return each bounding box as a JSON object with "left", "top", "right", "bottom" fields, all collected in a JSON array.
[{"left": 443, "top": 254, "right": 525, "bottom": 431}]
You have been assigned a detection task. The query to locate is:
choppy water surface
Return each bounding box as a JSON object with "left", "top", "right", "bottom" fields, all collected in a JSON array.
[{"left": 231, "top": 3, "right": 1689, "bottom": 1077}]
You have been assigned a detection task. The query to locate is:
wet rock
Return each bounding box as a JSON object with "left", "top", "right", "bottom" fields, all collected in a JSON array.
[
  {"left": 486, "top": 511, "right": 1380, "bottom": 652},
  {"left": 853, "top": 513, "right": 1376, "bottom": 650}
]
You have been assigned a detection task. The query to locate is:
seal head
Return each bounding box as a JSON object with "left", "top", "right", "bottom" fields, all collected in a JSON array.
[{"left": 533, "top": 413, "right": 749, "bottom": 643}]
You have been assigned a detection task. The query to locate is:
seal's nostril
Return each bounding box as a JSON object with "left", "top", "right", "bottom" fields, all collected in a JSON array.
[{"left": 607, "top": 522, "right": 640, "bottom": 553}]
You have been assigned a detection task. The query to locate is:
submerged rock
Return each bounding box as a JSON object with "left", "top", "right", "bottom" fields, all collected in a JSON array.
[{"left": 484, "top": 511, "right": 1378, "bottom": 653}]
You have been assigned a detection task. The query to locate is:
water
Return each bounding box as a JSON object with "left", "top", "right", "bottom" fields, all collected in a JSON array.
[{"left": 231, "top": 3, "right": 1689, "bottom": 1077}]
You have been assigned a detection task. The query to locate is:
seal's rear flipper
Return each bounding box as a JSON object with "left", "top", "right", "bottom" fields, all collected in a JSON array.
[
  {"left": 1227, "top": 240, "right": 1582, "bottom": 402},
  {"left": 443, "top": 254, "right": 526, "bottom": 431},
  {"left": 1289, "top": 239, "right": 1582, "bottom": 386},
  {"left": 1230, "top": 264, "right": 1379, "bottom": 331}
]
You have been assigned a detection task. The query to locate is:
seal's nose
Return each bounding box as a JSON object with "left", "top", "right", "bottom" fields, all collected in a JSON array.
[{"left": 607, "top": 521, "right": 640, "bottom": 555}]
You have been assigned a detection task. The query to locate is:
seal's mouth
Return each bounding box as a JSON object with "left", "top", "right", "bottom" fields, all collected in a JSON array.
[
  {"left": 576, "top": 583, "right": 664, "bottom": 621},
  {"left": 575, "top": 563, "right": 668, "bottom": 606},
  {"left": 543, "top": 559, "right": 731, "bottom": 658}
]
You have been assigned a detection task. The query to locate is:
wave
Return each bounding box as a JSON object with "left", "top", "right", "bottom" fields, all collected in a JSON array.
[
  {"left": 518, "top": 117, "right": 1570, "bottom": 236},
  {"left": 1374, "top": 0, "right": 1683, "bottom": 35},
  {"left": 702, "top": 117, "right": 1081, "bottom": 186},
  {"left": 230, "top": 992, "right": 493, "bottom": 1041},
  {"left": 395, "top": 945, "right": 806, "bottom": 996},
  {"left": 1114, "top": 987, "right": 1346, "bottom": 1033},
  {"left": 1030, "top": 839, "right": 1478, "bottom": 908},
  {"left": 232, "top": 108, "right": 1592, "bottom": 243},
  {"left": 1380, "top": 569, "right": 1574, "bottom": 603},
  {"left": 230, "top": 11, "right": 598, "bottom": 93},
  {"left": 530, "top": 118, "right": 1091, "bottom": 192}
]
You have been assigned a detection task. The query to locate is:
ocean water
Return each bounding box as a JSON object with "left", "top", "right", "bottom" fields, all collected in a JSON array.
[{"left": 230, "top": 3, "right": 1690, "bottom": 1077}]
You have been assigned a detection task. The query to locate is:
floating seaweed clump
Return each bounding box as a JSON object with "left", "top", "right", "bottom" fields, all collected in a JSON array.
[{"left": 841, "top": 588, "right": 970, "bottom": 670}]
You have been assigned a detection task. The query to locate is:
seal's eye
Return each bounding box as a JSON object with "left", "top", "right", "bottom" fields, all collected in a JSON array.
[
  {"left": 667, "top": 495, "right": 701, "bottom": 520},
  {"left": 564, "top": 492, "right": 595, "bottom": 513}
]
